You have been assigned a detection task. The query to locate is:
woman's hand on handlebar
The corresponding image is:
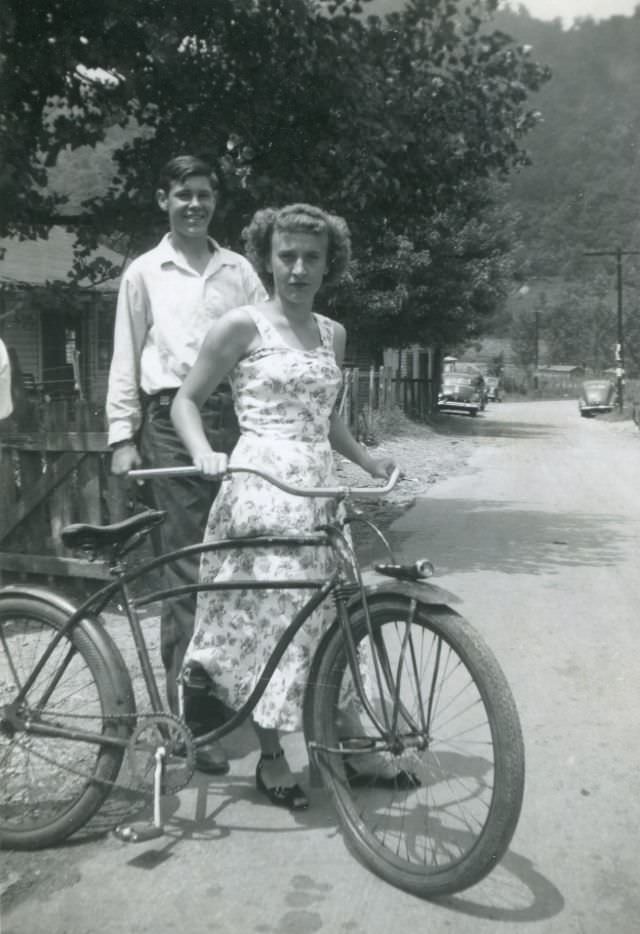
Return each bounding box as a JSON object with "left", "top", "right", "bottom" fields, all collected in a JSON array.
[
  {"left": 193, "top": 450, "right": 229, "bottom": 478},
  {"left": 366, "top": 456, "right": 398, "bottom": 481}
]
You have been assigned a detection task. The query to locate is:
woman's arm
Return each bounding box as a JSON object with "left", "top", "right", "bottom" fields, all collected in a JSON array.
[
  {"left": 328, "top": 320, "right": 396, "bottom": 480},
  {"left": 171, "top": 308, "right": 255, "bottom": 475}
]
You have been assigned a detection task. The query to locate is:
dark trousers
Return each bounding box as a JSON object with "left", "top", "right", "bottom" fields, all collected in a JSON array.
[{"left": 138, "top": 387, "right": 239, "bottom": 713}]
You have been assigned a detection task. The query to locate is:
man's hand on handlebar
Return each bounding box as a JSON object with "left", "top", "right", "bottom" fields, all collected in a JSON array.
[{"left": 111, "top": 442, "right": 142, "bottom": 476}]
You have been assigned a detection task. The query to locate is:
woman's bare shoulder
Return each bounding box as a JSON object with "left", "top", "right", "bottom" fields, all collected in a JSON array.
[{"left": 202, "top": 306, "right": 259, "bottom": 356}]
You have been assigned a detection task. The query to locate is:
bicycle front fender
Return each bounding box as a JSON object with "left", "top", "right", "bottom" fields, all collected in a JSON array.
[
  {"left": 353, "top": 568, "right": 462, "bottom": 608},
  {"left": 0, "top": 584, "right": 135, "bottom": 713}
]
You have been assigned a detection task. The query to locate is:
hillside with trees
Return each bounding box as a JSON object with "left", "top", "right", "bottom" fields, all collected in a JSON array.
[
  {"left": 487, "top": 6, "right": 640, "bottom": 374},
  {"left": 370, "top": 2, "right": 640, "bottom": 374},
  {"left": 494, "top": 7, "right": 640, "bottom": 277}
]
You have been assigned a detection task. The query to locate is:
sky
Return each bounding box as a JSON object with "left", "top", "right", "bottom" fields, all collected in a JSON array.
[
  {"left": 368, "top": 1, "right": 639, "bottom": 27},
  {"left": 503, "top": 0, "right": 638, "bottom": 26}
]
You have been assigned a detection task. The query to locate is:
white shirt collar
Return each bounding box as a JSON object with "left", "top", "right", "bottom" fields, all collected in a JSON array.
[{"left": 156, "top": 233, "right": 239, "bottom": 275}]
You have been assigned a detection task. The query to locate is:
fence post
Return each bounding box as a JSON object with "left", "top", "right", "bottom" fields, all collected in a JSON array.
[
  {"left": 368, "top": 366, "right": 375, "bottom": 433},
  {"left": 352, "top": 367, "right": 360, "bottom": 439},
  {"left": 343, "top": 368, "right": 352, "bottom": 429},
  {"left": 0, "top": 443, "right": 16, "bottom": 538}
]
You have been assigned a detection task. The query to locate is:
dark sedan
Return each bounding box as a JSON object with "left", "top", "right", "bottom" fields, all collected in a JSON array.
[
  {"left": 578, "top": 379, "right": 616, "bottom": 417},
  {"left": 438, "top": 370, "right": 485, "bottom": 416}
]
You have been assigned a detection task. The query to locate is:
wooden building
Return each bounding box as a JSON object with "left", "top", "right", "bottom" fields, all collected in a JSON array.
[{"left": 0, "top": 227, "right": 122, "bottom": 405}]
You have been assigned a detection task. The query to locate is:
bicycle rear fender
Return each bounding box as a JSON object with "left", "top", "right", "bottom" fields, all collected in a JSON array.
[{"left": 0, "top": 584, "right": 135, "bottom": 711}]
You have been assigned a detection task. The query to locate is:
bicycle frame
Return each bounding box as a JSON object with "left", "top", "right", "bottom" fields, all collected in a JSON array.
[{"left": 5, "top": 511, "right": 401, "bottom": 754}]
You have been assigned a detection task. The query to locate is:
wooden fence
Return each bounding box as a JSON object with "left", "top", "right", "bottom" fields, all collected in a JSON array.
[
  {"left": 339, "top": 366, "right": 433, "bottom": 439},
  {"left": 0, "top": 399, "right": 130, "bottom": 584},
  {"left": 0, "top": 367, "right": 432, "bottom": 585}
]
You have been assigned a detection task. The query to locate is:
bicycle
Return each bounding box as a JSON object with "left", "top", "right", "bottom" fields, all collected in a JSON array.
[{"left": 0, "top": 465, "right": 524, "bottom": 899}]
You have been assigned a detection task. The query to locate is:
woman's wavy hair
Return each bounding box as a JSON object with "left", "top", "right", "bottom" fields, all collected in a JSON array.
[{"left": 242, "top": 203, "right": 351, "bottom": 289}]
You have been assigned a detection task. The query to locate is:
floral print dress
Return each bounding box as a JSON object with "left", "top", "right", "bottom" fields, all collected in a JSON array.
[{"left": 185, "top": 306, "right": 343, "bottom": 731}]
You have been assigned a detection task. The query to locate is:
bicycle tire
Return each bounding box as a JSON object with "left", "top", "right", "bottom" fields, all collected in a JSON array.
[
  {"left": 308, "top": 594, "right": 525, "bottom": 898},
  {"left": 0, "top": 595, "right": 135, "bottom": 850}
]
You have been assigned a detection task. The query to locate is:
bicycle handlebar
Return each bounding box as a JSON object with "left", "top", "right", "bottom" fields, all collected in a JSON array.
[{"left": 128, "top": 465, "right": 401, "bottom": 498}]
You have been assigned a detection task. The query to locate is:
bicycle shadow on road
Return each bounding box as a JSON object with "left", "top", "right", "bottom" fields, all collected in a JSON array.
[
  {"left": 435, "top": 847, "right": 565, "bottom": 922},
  {"left": 73, "top": 721, "right": 323, "bottom": 847},
  {"left": 110, "top": 767, "right": 343, "bottom": 874},
  {"left": 387, "top": 497, "right": 631, "bottom": 575}
]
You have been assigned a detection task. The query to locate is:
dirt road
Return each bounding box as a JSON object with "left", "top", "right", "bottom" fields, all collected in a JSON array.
[{"left": 3, "top": 399, "right": 640, "bottom": 933}]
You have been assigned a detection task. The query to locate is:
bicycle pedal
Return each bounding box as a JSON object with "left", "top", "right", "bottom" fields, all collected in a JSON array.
[{"left": 113, "top": 822, "right": 165, "bottom": 843}]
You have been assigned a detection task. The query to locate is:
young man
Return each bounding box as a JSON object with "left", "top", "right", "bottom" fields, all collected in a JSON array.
[{"left": 106, "top": 155, "right": 267, "bottom": 773}]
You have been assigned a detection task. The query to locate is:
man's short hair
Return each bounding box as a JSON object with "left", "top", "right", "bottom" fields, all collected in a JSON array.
[{"left": 157, "top": 156, "right": 219, "bottom": 193}]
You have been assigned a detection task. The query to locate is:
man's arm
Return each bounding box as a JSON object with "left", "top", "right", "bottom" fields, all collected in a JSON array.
[{"left": 106, "top": 269, "right": 150, "bottom": 473}]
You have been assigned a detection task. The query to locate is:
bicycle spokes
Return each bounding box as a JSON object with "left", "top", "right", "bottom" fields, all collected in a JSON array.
[{"left": 310, "top": 597, "right": 524, "bottom": 897}]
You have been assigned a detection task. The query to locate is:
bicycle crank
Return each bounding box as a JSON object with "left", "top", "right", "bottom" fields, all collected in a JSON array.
[
  {"left": 126, "top": 712, "right": 196, "bottom": 794},
  {"left": 113, "top": 713, "right": 196, "bottom": 844}
]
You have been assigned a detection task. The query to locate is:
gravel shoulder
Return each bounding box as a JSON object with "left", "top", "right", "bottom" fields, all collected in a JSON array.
[{"left": 334, "top": 415, "right": 477, "bottom": 550}]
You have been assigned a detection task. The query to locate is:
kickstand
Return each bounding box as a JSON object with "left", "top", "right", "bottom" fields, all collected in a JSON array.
[{"left": 113, "top": 746, "right": 167, "bottom": 843}]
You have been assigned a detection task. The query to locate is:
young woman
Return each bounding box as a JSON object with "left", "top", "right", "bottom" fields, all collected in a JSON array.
[{"left": 171, "top": 204, "right": 396, "bottom": 809}]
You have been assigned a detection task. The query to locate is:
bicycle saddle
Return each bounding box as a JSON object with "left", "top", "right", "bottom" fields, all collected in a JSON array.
[{"left": 60, "top": 510, "right": 166, "bottom": 550}]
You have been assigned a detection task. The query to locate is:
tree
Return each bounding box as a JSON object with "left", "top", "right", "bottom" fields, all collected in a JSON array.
[
  {"left": 1, "top": 0, "right": 549, "bottom": 348},
  {"left": 510, "top": 305, "right": 539, "bottom": 368}
]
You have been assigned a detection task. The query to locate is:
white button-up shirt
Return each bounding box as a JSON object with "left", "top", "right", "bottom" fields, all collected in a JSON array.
[
  {"left": 0, "top": 338, "right": 13, "bottom": 420},
  {"left": 106, "top": 234, "right": 267, "bottom": 444}
]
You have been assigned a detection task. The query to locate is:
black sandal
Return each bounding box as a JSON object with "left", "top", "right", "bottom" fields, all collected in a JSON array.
[
  {"left": 255, "top": 749, "right": 309, "bottom": 811},
  {"left": 340, "top": 738, "right": 420, "bottom": 789},
  {"left": 343, "top": 760, "right": 420, "bottom": 789}
]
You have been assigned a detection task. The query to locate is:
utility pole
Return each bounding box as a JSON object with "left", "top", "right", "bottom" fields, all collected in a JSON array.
[
  {"left": 533, "top": 311, "right": 539, "bottom": 390},
  {"left": 584, "top": 247, "right": 640, "bottom": 411}
]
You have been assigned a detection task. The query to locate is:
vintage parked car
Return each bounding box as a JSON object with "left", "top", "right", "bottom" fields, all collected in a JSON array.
[
  {"left": 438, "top": 366, "right": 485, "bottom": 416},
  {"left": 578, "top": 379, "right": 616, "bottom": 417},
  {"left": 484, "top": 376, "right": 502, "bottom": 402}
]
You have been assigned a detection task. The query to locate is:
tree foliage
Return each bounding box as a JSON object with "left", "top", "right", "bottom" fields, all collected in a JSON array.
[
  {"left": 542, "top": 277, "right": 618, "bottom": 370},
  {"left": 0, "top": 0, "right": 549, "bottom": 349}
]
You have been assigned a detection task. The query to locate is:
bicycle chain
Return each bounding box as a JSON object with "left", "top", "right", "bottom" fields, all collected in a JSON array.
[{"left": 4, "top": 709, "right": 196, "bottom": 798}]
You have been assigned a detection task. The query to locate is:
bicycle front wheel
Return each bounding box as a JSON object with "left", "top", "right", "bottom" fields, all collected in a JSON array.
[
  {"left": 0, "top": 595, "right": 134, "bottom": 850},
  {"left": 308, "top": 595, "right": 525, "bottom": 898}
]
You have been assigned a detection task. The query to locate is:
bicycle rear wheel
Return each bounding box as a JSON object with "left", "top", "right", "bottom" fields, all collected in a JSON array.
[
  {"left": 308, "top": 595, "right": 525, "bottom": 898},
  {"left": 0, "top": 595, "right": 135, "bottom": 850}
]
